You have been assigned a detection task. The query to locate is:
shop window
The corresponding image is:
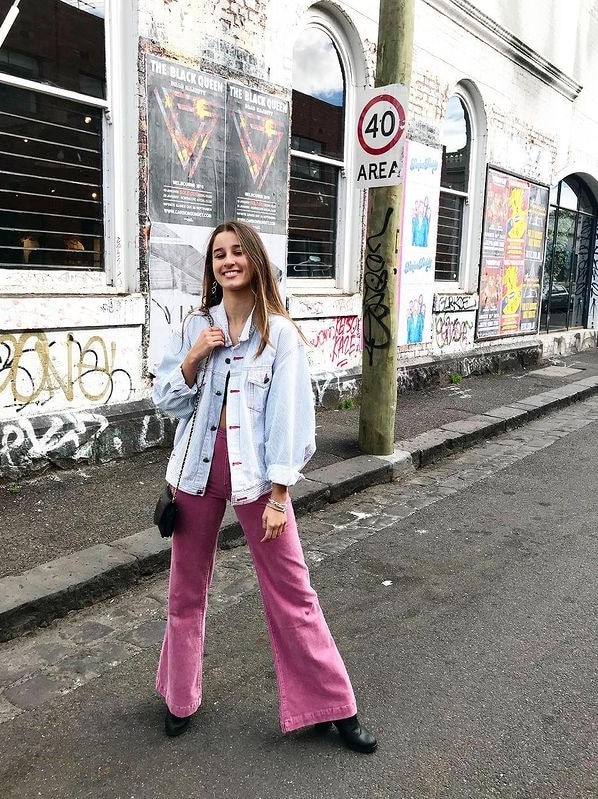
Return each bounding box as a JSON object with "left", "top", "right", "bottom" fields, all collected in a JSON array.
[
  {"left": 540, "top": 175, "right": 598, "bottom": 333},
  {"left": 435, "top": 94, "right": 472, "bottom": 282},
  {"left": 288, "top": 25, "right": 345, "bottom": 282},
  {"left": 0, "top": 0, "right": 106, "bottom": 270}
]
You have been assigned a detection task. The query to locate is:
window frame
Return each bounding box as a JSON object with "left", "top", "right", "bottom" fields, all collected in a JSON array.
[
  {"left": 0, "top": 0, "right": 138, "bottom": 292},
  {"left": 287, "top": 7, "right": 362, "bottom": 296},
  {"left": 434, "top": 82, "right": 485, "bottom": 291},
  {"left": 288, "top": 148, "right": 344, "bottom": 282}
]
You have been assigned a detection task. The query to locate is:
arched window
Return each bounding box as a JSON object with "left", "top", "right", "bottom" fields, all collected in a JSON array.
[
  {"left": 286, "top": 6, "right": 365, "bottom": 295},
  {"left": 288, "top": 25, "right": 345, "bottom": 281},
  {"left": 435, "top": 93, "right": 472, "bottom": 281},
  {"left": 541, "top": 175, "right": 598, "bottom": 332}
]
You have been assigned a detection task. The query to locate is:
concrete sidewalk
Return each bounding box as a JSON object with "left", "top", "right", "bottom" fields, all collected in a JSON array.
[{"left": 2, "top": 348, "right": 598, "bottom": 641}]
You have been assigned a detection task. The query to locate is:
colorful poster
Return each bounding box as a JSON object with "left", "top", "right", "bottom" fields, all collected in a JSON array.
[
  {"left": 397, "top": 141, "right": 442, "bottom": 345},
  {"left": 500, "top": 262, "right": 524, "bottom": 334},
  {"left": 477, "top": 257, "right": 502, "bottom": 336},
  {"left": 476, "top": 167, "right": 549, "bottom": 339},
  {"left": 225, "top": 83, "right": 290, "bottom": 235},
  {"left": 401, "top": 287, "right": 431, "bottom": 344},
  {"left": 521, "top": 183, "right": 549, "bottom": 331}
]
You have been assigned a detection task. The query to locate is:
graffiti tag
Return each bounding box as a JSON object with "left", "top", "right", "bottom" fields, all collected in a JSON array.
[
  {"left": 433, "top": 293, "right": 478, "bottom": 314},
  {"left": 0, "top": 332, "right": 133, "bottom": 409},
  {"left": 434, "top": 314, "right": 474, "bottom": 351},
  {"left": 363, "top": 207, "right": 393, "bottom": 366}
]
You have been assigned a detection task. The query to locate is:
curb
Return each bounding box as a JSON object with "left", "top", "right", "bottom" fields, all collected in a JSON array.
[{"left": 2, "top": 374, "right": 598, "bottom": 643}]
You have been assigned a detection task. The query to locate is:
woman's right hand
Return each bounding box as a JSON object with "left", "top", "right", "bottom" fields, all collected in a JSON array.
[
  {"left": 181, "top": 326, "right": 225, "bottom": 386},
  {"left": 189, "top": 326, "right": 225, "bottom": 362}
]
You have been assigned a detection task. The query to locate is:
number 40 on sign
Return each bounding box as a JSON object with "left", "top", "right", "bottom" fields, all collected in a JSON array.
[{"left": 355, "top": 83, "right": 408, "bottom": 188}]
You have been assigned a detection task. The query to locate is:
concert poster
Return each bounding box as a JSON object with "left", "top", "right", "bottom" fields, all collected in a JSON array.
[
  {"left": 225, "top": 83, "right": 290, "bottom": 235},
  {"left": 145, "top": 57, "right": 290, "bottom": 370},
  {"left": 476, "top": 167, "right": 549, "bottom": 339},
  {"left": 146, "top": 54, "right": 226, "bottom": 226}
]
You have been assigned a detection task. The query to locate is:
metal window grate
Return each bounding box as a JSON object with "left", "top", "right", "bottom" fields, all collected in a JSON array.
[
  {"left": 287, "top": 156, "right": 337, "bottom": 278},
  {"left": 435, "top": 191, "right": 464, "bottom": 281},
  {"left": 0, "top": 85, "right": 103, "bottom": 269}
]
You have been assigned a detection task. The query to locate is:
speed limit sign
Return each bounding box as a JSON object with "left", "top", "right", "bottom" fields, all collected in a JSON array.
[{"left": 355, "top": 83, "right": 408, "bottom": 187}]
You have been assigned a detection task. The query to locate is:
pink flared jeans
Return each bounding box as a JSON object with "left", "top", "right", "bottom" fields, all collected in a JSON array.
[{"left": 156, "top": 430, "right": 357, "bottom": 732}]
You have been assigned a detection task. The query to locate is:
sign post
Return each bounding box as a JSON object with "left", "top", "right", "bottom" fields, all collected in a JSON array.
[
  {"left": 355, "top": 85, "right": 408, "bottom": 188},
  {"left": 358, "top": 0, "right": 414, "bottom": 455}
]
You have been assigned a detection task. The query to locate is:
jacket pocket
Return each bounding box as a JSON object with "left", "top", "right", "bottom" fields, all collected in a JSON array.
[{"left": 246, "top": 367, "right": 272, "bottom": 412}]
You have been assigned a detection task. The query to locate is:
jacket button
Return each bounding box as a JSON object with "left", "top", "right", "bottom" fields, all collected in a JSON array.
[
  {"left": 203, "top": 457, "right": 210, "bottom": 463},
  {"left": 215, "top": 390, "right": 222, "bottom": 396},
  {"left": 210, "top": 425, "right": 217, "bottom": 431},
  {"left": 225, "top": 357, "right": 231, "bottom": 364}
]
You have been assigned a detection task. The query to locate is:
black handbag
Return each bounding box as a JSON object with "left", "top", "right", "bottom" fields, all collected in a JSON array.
[
  {"left": 154, "top": 312, "right": 214, "bottom": 538},
  {"left": 154, "top": 484, "right": 177, "bottom": 538}
]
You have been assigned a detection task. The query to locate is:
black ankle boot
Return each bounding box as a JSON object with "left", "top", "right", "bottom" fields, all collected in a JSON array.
[
  {"left": 315, "top": 715, "right": 377, "bottom": 753},
  {"left": 164, "top": 709, "right": 192, "bottom": 737}
]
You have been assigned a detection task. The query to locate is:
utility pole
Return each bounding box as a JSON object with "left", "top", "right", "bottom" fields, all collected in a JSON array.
[{"left": 358, "top": 0, "right": 414, "bottom": 455}]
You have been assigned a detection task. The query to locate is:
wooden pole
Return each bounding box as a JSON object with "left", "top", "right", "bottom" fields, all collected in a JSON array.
[{"left": 359, "top": 0, "right": 415, "bottom": 455}]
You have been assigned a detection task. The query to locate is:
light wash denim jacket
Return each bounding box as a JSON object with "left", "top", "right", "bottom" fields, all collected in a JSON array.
[{"left": 152, "top": 302, "right": 316, "bottom": 504}]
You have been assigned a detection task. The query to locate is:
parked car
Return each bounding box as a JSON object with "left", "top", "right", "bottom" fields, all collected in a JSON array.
[{"left": 542, "top": 282, "right": 570, "bottom": 313}]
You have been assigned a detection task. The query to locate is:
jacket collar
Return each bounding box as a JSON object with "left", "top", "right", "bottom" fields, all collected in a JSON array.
[{"left": 209, "top": 301, "right": 256, "bottom": 346}]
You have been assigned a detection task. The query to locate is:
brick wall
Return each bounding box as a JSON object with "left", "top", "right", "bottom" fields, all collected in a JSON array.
[{"left": 138, "top": 0, "right": 296, "bottom": 85}]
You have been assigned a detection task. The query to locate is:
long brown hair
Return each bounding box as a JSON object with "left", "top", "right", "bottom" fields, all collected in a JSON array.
[{"left": 201, "top": 220, "right": 303, "bottom": 356}]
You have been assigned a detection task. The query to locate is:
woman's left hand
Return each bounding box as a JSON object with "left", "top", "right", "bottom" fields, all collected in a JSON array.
[{"left": 261, "top": 506, "right": 287, "bottom": 542}]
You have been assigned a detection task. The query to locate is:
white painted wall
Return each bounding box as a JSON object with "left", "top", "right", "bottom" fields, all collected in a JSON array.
[{"left": 4, "top": 0, "right": 598, "bottom": 437}]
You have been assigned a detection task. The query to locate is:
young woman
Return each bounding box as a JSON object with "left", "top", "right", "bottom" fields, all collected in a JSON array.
[{"left": 152, "top": 220, "right": 377, "bottom": 753}]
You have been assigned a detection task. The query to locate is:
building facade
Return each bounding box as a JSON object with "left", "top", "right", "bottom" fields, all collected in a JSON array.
[{"left": 1, "top": 0, "right": 597, "bottom": 477}]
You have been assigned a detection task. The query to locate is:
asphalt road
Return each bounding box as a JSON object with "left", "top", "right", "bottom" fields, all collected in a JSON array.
[{"left": 2, "top": 397, "right": 598, "bottom": 798}]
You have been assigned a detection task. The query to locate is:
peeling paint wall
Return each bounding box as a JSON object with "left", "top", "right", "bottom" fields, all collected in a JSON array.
[{"left": 138, "top": 0, "right": 293, "bottom": 85}]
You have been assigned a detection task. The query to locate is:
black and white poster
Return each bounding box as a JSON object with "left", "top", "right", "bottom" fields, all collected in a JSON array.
[
  {"left": 147, "top": 55, "right": 225, "bottom": 226},
  {"left": 226, "top": 83, "right": 289, "bottom": 235}
]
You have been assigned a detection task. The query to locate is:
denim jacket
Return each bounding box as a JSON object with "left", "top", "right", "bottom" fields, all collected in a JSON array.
[{"left": 152, "top": 302, "right": 316, "bottom": 504}]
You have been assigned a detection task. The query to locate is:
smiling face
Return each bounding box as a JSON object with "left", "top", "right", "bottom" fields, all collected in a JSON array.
[{"left": 211, "top": 230, "right": 254, "bottom": 295}]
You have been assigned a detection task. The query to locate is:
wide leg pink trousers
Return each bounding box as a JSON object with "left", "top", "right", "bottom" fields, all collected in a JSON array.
[{"left": 156, "top": 430, "right": 357, "bottom": 732}]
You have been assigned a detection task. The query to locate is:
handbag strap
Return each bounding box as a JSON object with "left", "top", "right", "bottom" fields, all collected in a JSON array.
[{"left": 172, "top": 310, "right": 214, "bottom": 501}]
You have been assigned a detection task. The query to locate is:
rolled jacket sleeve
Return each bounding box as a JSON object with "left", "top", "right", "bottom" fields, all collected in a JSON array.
[
  {"left": 152, "top": 328, "right": 199, "bottom": 419},
  {"left": 264, "top": 326, "right": 316, "bottom": 487}
]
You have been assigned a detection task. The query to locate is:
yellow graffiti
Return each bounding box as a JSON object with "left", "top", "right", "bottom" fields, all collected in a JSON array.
[
  {"left": 502, "top": 266, "right": 522, "bottom": 315},
  {"left": 507, "top": 187, "right": 527, "bottom": 239},
  {"left": 0, "top": 332, "right": 117, "bottom": 405}
]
